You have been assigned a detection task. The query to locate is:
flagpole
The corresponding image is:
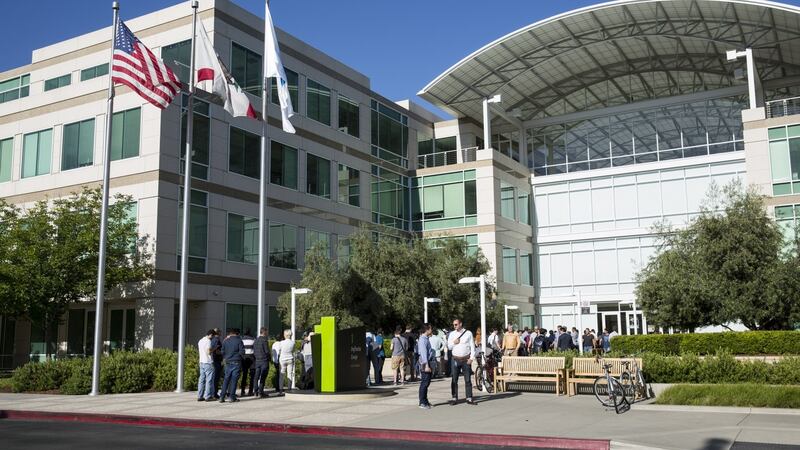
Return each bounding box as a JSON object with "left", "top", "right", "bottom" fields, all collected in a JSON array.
[
  {"left": 176, "top": 0, "right": 199, "bottom": 393},
  {"left": 257, "top": 0, "right": 271, "bottom": 336},
  {"left": 89, "top": 1, "right": 120, "bottom": 397}
]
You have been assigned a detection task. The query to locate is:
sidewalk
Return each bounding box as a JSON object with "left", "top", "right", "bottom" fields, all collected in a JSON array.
[{"left": 1, "top": 378, "right": 799, "bottom": 449}]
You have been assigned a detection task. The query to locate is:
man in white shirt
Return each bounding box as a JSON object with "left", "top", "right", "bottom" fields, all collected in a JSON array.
[
  {"left": 277, "top": 329, "right": 296, "bottom": 393},
  {"left": 196, "top": 329, "right": 215, "bottom": 401},
  {"left": 446, "top": 318, "right": 476, "bottom": 405},
  {"left": 271, "top": 337, "right": 282, "bottom": 392},
  {"left": 428, "top": 330, "right": 444, "bottom": 377}
]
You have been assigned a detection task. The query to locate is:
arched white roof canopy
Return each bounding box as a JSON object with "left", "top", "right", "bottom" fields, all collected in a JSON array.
[{"left": 418, "top": 0, "right": 800, "bottom": 124}]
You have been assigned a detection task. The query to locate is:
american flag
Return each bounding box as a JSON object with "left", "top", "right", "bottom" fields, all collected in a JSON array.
[{"left": 112, "top": 20, "right": 180, "bottom": 109}]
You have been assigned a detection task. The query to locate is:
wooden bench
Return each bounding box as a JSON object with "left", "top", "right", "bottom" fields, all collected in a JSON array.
[
  {"left": 494, "top": 356, "right": 566, "bottom": 395},
  {"left": 566, "top": 357, "right": 643, "bottom": 397}
]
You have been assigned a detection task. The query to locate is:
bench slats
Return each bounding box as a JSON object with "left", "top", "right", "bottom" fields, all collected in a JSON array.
[{"left": 495, "top": 357, "right": 565, "bottom": 395}]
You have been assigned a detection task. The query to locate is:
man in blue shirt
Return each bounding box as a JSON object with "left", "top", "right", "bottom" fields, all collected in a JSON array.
[
  {"left": 417, "top": 323, "right": 435, "bottom": 409},
  {"left": 219, "top": 328, "right": 244, "bottom": 403}
]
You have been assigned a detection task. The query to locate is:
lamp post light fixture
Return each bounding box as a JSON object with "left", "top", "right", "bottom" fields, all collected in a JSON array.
[
  {"left": 504, "top": 305, "right": 519, "bottom": 329},
  {"left": 726, "top": 48, "right": 758, "bottom": 109},
  {"left": 424, "top": 297, "right": 441, "bottom": 323},
  {"left": 482, "top": 94, "right": 502, "bottom": 150},
  {"left": 458, "top": 275, "right": 487, "bottom": 389},
  {"left": 290, "top": 287, "right": 311, "bottom": 389}
]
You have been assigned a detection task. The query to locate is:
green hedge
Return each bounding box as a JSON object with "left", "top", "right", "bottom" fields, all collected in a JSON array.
[
  {"left": 611, "top": 331, "right": 800, "bottom": 356},
  {"left": 641, "top": 352, "right": 800, "bottom": 384},
  {"left": 655, "top": 384, "right": 800, "bottom": 408}
]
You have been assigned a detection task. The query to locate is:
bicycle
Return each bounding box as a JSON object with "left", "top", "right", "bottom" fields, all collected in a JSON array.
[
  {"left": 592, "top": 357, "right": 628, "bottom": 413},
  {"left": 473, "top": 349, "right": 499, "bottom": 393},
  {"left": 619, "top": 358, "right": 650, "bottom": 401}
]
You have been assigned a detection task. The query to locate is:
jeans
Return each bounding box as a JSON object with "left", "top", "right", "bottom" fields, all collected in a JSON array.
[
  {"left": 212, "top": 360, "right": 223, "bottom": 396},
  {"left": 241, "top": 358, "right": 254, "bottom": 395},
  {"left": 197, "top": 362, "right": 215, "bottom": 399},
  {"left": 279, "top": 359, "right": 294, "bottom": 392},
  {"left": 451, "top": 358, "right": 473, "bottom": 400},
  {"left": 419, "top": 371, "right": 432, "bottom": 406},
  {"left": 370, "top": 351, "right": 383, "bottom": 384},
  {"left": 254, "top": 361, "right": 269, "bottom": 396},
  {"left": 221, "top": 361, "right": 241, "bottom": 400}
]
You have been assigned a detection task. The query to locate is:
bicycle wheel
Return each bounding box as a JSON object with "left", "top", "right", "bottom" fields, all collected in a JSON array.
[
  {"left": 636, "top": 369, "right": 649, "bottom": 399},
  {"left": 620, "top": 371, "right": 634, "bottom": 398},
  {"left": 594, "top": 377, "right": 626, "bottom": 407},
  {"left": 474, "top": 366, "right": 484, "bottom": 391}
]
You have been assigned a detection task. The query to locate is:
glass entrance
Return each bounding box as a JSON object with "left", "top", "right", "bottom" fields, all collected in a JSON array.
[
  {"left": 603, "top": 313, "right": 619, "bottom": 335},
  {"left": 625, "top": 312, "right": 643, "bottom": 335}
]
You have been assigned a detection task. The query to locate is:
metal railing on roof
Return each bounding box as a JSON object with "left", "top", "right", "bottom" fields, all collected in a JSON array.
[
  {"left": 766, "top": 96, "right": 800, "bottom": 118},
  {"left": 417, "top": 147, "right": 478, "bottom": 169}
]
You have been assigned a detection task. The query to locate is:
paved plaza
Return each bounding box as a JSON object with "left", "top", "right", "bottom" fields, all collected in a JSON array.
[{"left": 1, "top": 378, "right": 798, "bottom": 449}]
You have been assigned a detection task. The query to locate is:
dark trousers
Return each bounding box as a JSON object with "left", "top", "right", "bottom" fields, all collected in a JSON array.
[
  {"left": 370, "top": 351, "right": 383, "bottom": 384},
  {"left": 221, "top": 361, "right": 241, "bottom": 400},
  {"left": 212, "top": 360, "right": 223, "bottom": 396},
  {"left": 241, "top": 358, "right": 254, "bottom": 395},
  {"left": 419, "top": 371, "right": 432, "bottom": 406},
  {"left": 273, "top": 363, "right": 281, "bottom": 390},
  {"left": 451, "top": 358, "right": 473, "bottom": 400},
  {"left": 254, "top": 361, "right": 269, "bottom": 395}
]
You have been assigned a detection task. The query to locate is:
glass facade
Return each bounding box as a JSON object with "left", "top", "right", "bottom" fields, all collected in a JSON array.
[
  {"left": 229, "top": 126, "right": 260, "bottom": 179},
  {"left": 492, "top": 132, "right": 520, "bottom": 162},
  {"left": 227, "top": 213, "right": 258, "bottom": 264},
  {"left": 411, "top": 170, "right": 477, "bottom": 231},
  {"left": 371, "top": 165, "right": 408, "bottom": 230},
  {"left": 338, "top": 164, "right": 359, "bottom": 206},
  {"left": 528, "top": 95, "right": 746, "bottom": 176},
  {"left": 520, "top": 253, "right": 533, "bottom": 286},
  {"left": 177, "top": 189, "right": 208, "bottom": 273},
  {"left": 270, "top": 67, "right": 298, "bottom": 108},
  {"left": 0, "top": 138, "right": 12, "bottom": 183},
  {"left": 110, "top": 107, "right": 141, "bottom": 161},
  {"left": 0, "top": 74, "right": 30, "bottom": 104},
  {"left": 181, "top": 97, "right": 210, "bottom": 179},
  {"left": 109, "top": 308, "right": 135, "bottom": 351},
  {"left": 80, "top": 63, "right": 109, "bottom": 81},
  {"left": 768, "top": 124, "right": 800, "bottom": 196},
  {"left": 269, "top": 223, "right": 297, "bottom": 269},
  {"left": 502, "top": 247, "right": 517, "bottom": 284},
  {"left": 500, "top": 182, "right": 515, "bottom": 220},
  {"left": 270, "top": 141, "right": 298, "bottom": 189},
  {"left": 518, "top": 192, "right": 530, "bottom": 225},
  {"left": 226, "top": 303, "right": 257, "bottom": 337},
  {"left": 371, "top": 100, "right": 408, "bottom": 167},
  {"left": 61, "top": 119, "right": 94, "bottom": 171},
  {"left": 775, "top": 204, "right": 800, "bottom": 243},
  {"left": 306, "top": 153, "right": 331, "bottom": 198},
  {"left": 306, "top": 79, "right": 331, "bottom": 125},
  {"left": 231, "top": 42, "right": 262, "bottom": 96},
  {"left": 22, "top": 129, "right": 52, "bottom": 178},
  {"left": 162, "top": 40, "right": 191, "bottom": 83},
  {"left": 426, "top": 234, "right": 479, "bottom": 256},
  {"left": 338, "top": 95, "right": 359, "bottom": 138},
  {"left": 305, "top": 229, "right": 331, "bottom": 257},
  {"left": 44, "top": 74, "right": 71, "bottom": 92}
]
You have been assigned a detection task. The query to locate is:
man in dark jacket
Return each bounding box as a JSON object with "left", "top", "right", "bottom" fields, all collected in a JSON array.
[
  {"left": 219, "top": 328, "right": 244, "bottom": 403},
  {"left": 253, "top": 327, "right": 270, "bottom": 398},
  {"left": 240, "top": 329, "right": 255, "bottom": 397},
  {"left": 210, "top": 328, "right": 223, "bottom": 398},
  {"left": 557, "top": 326, "right": 574, "bottom": 351}
]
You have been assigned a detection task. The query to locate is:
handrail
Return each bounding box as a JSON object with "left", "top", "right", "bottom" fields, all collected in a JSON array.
[
  {"left": 766, "top": 96, "right": 800, "bottom": 118},
  {"left": 416, "top": 146, "right": 479, "bottom": 168}
]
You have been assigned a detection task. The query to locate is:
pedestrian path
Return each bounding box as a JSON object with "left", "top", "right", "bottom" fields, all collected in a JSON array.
[{"left": 1, "top": 378, "right": 798, "bottom": 449}]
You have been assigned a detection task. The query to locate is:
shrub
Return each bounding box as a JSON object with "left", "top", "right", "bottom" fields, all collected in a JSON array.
[
  {"left": 11, "top": 358, "right": 73, "bottom": 392},
  {"left": 612, "top": 331, "right": 800, "bottom": 356},
  {"left": 60, "top": 358, "right": 93, "bottom": 395},
  {"left": 656, "top": 384, "right": 800, "bottom": 408}
]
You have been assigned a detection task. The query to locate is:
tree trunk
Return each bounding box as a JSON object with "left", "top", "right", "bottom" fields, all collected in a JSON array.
[{"left": 43, "top": 312, "right": 51, "bottom": 361}]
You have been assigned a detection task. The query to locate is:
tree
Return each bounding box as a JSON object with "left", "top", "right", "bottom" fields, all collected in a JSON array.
[
  {"left": 0, "top": 188, "right": 153, "bottom": 358},
  {"left": 277, "top": 230, "right": 501, "bottom": 334},
  {"left": 636, "top": 181, "right": 800, "bottom": 330}
]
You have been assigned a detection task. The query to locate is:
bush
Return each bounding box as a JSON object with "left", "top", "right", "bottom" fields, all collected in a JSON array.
[
  {"left": 612, "top": 331, "right": 800, "bottom": 356},
  {"left": 656, "top": 384, "right": 800, "bottom": 408},
  {"left": 60, "top": 359, "right": 92, "bottom": 395}
]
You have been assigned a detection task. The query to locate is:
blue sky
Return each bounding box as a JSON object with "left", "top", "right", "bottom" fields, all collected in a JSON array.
[{"left": 3, "top": 0, "right": 800, "bottom": 118}]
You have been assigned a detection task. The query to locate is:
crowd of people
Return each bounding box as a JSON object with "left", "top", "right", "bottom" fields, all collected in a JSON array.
[{"left": 483, "top": 325, "right": 619, "bottom": 356}]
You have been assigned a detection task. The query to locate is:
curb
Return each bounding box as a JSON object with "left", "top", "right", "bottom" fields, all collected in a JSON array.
[
  {"left": 0, "top": 409, "right": 610, "bottom": 450},
  {"left": 636, "top": 404, "right": 800, "bottom": 415}
]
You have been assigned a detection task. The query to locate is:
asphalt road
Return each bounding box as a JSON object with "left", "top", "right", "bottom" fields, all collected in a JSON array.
[{"left": 0, "top": 419, "right": 544, "bottom": 450}]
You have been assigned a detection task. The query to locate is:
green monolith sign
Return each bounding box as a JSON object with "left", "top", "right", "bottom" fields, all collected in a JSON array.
[{"left": 311, "top": 316, "right": 366, "bottom": 393}]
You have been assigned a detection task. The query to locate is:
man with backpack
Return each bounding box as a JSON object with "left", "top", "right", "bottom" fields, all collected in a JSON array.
[{"left": 390, "top": 326, "right": 409, "bottom": 385}]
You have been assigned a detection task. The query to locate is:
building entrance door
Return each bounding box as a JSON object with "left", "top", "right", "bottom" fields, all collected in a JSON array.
[
  {"left": 601, "top": 312, "right": 619, "bottom": 335},
  {"left": 624, "top": 311, "right": 644, "bottom": 335}
]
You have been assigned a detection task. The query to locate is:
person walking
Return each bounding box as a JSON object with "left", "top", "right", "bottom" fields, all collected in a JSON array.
[
  {"left": 241, "top": 328, "right": 255, "bottom": 397},
  {"left": 210, "top": 328, "right": 223, "bottom": 399},
  {"left": 219, "top": 328, "right": 244, "bottom": 403},
  {"left": 197, "top": 329, "right": 215, "bottom": 402},
  {"left": 390, "top": 326, "right": 408, "bottom": 385},
  {"left": 373, "top": 330, "right": 385, "bottom": 384},
  {"left": 253, "top": 327, "right": 270, "bottom": 398},
  {"left": 501, "top": 325, "right": 520, "bottom": 357},
  {"left": 277, "top": 329, "right": 295, "bottom": 394},
  {"left": 417, "top": 323, "right": 435, "bottom": 409},
  {"left": 447, "top": 318, "right": 476, "bottom": 405}
]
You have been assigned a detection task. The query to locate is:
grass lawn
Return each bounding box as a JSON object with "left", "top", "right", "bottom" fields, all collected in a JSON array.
[{"left": 655, "top": 384, "right": 800, "bottom": 408}]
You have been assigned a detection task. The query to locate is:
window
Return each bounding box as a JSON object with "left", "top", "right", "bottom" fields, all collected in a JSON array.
[
  {"left": 338, "top": 164, "right": 359, "bottom": 206},
  {"left": 161, "top": 40, "right": 191, "bottom": 83},
  {"left": 305, "top": 229, "right": 331, "bottom": 257},
  {"left": 80, "top": 64, "right": 109, "bottom": 81},
  {"left": 66, "top": 309, "right": 87, "bottom": 356},
  {"left": 110, "top": 107, "right": 141, "bottom": 161},
  {"left": 229, "top": 127, "right": 260, "bottom": 179},
  {"left": 0, "top": 74, "right": 30, "bottom": 104},
  {"left": 503, "top": 247, "right": 517, "bottom": 284},
  {"left": 62, "top": 119, "right": 95, "bottom": 171},
  {"left": 44, "top": 74, "right": 71, "bottom": 91},
  {"left": 109, "top": 308, "right": 135, "bottom": 351},
  {"left": 269, "top": 223, "right": 297, "bottom": 269},
  {"left": 306, "top": 79, "right": 331, "bottom": 125},
  {"left": 768, "top": 125, "right": 800, "bottom": 196},
  {"left": 270, "top": 141, "right": 298, "bottom": 189},
  {"left": 426, "top": 234, "right": 479, "bottom": 257},
  {"left": 121, "top": 201, "right": 138, "bottom": 253},
  {"left": 177, "top": 189, "right": 208, "bottom": 273},
  {"left": 270, "top": 67, "right": 298, "bottom": 108},
  {"left": 1, "top": 316, "right": 17, "bottom": 369},
  {"left": 22, "top": 129, "right": 52, "bottom": 178},
  {"left": 226, "top": 303, "right": 257, "bottom": 337},
  {"left": 501, "top": 182, "right": 516, "bottom": 220},
  {"left": 0, "top": 138, "right": 12, "bottom": 183},
  {"left": 227, "top": 213, "right": 258, "bottom": 264},
  {"left": 411, "top": 170, "right": 477, "bottom": 231},
  {"left": 338, "top": 238, "right": 351, "bottom": 267},
  {"left": 306, "top": 153, "right": 331, "bottom": 198},
  {"left": 520, "top": 253, "right": 533, "bottom": 286},
  {"left": 181, "top": 97, "right": 210, "bottom": 179},
  {"left": 518, "top": 192, "right": 530, "bottom": 225},
  {"left": 231, "top": 42, "right": 261, "bottom": 96},
  {"left": 371, "top": 165, "right": 408, "bottom": 230},
  {"left": 338, "top": 95, "right": 359, "bottom": 138},
  {"left": 371, "top": 100, "right": 408, "bottom": 166}
]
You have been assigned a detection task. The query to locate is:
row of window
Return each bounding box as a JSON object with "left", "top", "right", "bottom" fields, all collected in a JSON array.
[
  {"left": 502, "top": 247, "right": 533, "bottom": 286},
  {"left": 500, "top": 182, "right": 531, "bottom": 225},
  {"left": 768, "top": 124, "right": 800, "bottom": 196},
  {"left": 1, "top": 63, "right": 109, "bottom": 106}
]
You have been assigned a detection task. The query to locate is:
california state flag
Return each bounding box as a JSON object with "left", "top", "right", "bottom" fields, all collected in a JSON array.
[{"left": 194, "top": 21, "right": 257, "bottom": 119}]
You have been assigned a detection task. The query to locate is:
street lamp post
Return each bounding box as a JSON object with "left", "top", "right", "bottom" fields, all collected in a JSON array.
[
  {"left": 504, "top": 305, "right": 519, "bottom": 329},
  {"left": 424, "top": 297, "right": 441, "bottom": 324},
  {"left": 290, "top": 287, "right": 311, "bottom": 390},
  {"left": 458, "top": 275, "right": 487, "bottom": 389},
  {"left": 726, "top": 48, "right": 759, "bottom": 109},
  {"left": 482, "top": 94, "right": 502, "bottom": 150}
]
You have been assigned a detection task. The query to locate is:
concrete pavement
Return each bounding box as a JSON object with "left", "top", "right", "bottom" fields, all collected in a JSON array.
[{"left": 0, "top": 378, "right": 798, "bottom": 449}]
